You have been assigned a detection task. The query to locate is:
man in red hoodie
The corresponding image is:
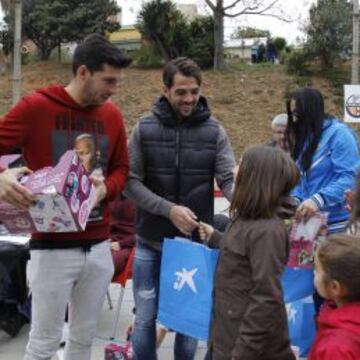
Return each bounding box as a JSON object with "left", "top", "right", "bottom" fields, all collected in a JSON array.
[{"left": 0, "top": 34, "right": 131, "bottom": 360}]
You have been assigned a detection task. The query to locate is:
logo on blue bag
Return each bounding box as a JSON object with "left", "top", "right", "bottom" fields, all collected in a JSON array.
[
  {"left": 286, "top": 303, "right": 298, "bottom": 323},
  {"left": 173, "top": 268, "right": 198, "bottom": 294}
]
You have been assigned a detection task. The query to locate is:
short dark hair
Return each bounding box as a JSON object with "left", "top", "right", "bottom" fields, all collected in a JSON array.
[
  {"left": 163, "top": 57, "right": 202, "bottom": 88},
  {"left": 230, "top": 145, "right": 299, "bottom": 220},
  {"left": 72, "top": 33, "right": 132, "bottom": 75},
  {"left": 317, "top": 234, "right": 360, "bottom": 301}
]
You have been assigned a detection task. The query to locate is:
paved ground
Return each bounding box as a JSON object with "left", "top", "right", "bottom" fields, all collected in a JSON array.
[
  {"left": 0, "top": 200, "right": 305, "bottom": 359},
  {"left": 0, "top": 280, "right": 208, "bottom": 360},
  {"left": 0, "top": 266, "right": 306, "bottom": 360}
]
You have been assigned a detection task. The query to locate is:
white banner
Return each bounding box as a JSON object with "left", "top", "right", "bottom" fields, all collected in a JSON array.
[{"left": 344, "top": 85, "right": 360, "bottom": 123}]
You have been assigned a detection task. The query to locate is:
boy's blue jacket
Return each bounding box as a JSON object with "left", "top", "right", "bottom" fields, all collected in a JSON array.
[{"left": 292, "top": 118, "right": 360, "bottom": 232}]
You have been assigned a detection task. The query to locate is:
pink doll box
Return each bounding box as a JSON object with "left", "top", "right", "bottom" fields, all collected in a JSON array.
[{"left": 0, "top": 150, "right": 95, "bottom": 233}]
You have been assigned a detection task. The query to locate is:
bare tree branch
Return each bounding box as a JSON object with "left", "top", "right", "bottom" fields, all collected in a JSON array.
[
  {"left": 203, "top": 0, "right": 292, "bottom": 70},
  {"left": 225, "top": 11, "right": 291, "bottom": 22},
  {"left": 251, "top": 0, "right": 280, "bottom": 15},
  {"left": 223, "top": 0, "right": 276, "bottom": 12},
  {"left": 223, "top": 0, "right": 291, "bottom": 22},
  {"left": 204, "top": 0, "right": 216, "bottom": 12},
  {"left": 223, "top": 0, "right": 280, "bottom": 16},
  {"left": 223, "top": 0, "right": 243, "bottom": 12},
  {"left": 225, "top": 5, "right": 263, "bottom": 15},
  {"left": 0, "top": 0, "right": 12, "bottom": 14}
]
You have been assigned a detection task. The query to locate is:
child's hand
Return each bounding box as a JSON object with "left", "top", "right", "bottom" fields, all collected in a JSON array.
[
  {"left": 126, "top": 323, "right": 133, "bottom": 337},
  {"left": 199, "top": 221, "right": 214, "bottom": 243},
  {"left": 89, "top": 170, "right": 107, "bottom": 207},
  {"left": 169, "top": 205, "right": 199, "bottom": 235},
  {"left": 111, "top": 242, "right": 121, "bottom": 251},
  {"left": 295, "top": 198, "right": 318, "bottom": 220},
  {"left": 344, "top": 189, "right": 354, "bottom": 212}
]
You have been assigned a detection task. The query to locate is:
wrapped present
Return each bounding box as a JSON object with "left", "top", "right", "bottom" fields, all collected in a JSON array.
[{"left": 0, "top": 150, "right": 95, "bottom": 233}]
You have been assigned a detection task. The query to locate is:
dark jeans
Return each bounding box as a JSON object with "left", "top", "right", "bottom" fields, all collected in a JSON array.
[{"left": 132, "top": 238, "right": 198, "bottom": 360}]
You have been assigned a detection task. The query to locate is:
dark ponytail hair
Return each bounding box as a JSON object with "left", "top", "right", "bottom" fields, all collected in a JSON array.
[
  {"left": 285, "top": 88, "right": 325, "bottom": 171},
  {"left": 348, "top": 172, "right": 360, "bottom": 234}
]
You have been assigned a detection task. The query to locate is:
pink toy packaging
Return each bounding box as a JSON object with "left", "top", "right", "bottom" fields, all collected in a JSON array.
[
  {"left": 0, "top": 154, "right": 22, "bottom": 168},
  {"left": 104, "top": 342, "right": 131, "bottom": 360},
  {"left": 288, "top": 212, "right": 328, "bottom": 268},
  {"left": 0, "top": 150, "right": 96, "bottom": 233}
]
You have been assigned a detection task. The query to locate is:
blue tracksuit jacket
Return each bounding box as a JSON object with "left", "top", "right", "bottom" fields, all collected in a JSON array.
[{"left": 292, "top": 118, "right": 360, "bottom": 233}]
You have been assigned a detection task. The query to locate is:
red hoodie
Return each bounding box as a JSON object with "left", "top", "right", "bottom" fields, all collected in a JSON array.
[
  {"left": 0, "top": 85, "right": 128, "bottom": 247},
  {"left": 308, "top": 301, "right": 360, "bottom": 360}
]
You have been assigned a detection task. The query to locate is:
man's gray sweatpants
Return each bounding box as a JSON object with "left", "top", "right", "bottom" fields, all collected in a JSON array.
[{"left": 24, "top": 241, "right": 114, "bottom": 360}]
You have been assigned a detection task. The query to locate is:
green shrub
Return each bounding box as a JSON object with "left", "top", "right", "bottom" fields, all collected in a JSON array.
[
  {"left": 185, "top": 15, "right": 214, "bottom": 69},
  {"left": 273, "top": 37, "right": 287, "bottom": 52},
  {"left": 49, "top": 46, "right": 72, "bottom": 63},
  {"left": 285, "top": 50, "right": 309, "bottom": 76},
  {"left": 295, "top": 76, "right": 313, "bottom": 88},
  {"left": 186, "top": 40, "right": 213, "bottom": 69},
  {"left": 19, "top": 50, "right": 39, "bottom": 65},
  {"left": 21, "top": 52, "right": 31, "bottom": 65},
  {"left": 133, "top": 45, "right": 163, "bottom": 69},
  {"left": 278, "top": 49, "right": 288, "bottom": 65}
]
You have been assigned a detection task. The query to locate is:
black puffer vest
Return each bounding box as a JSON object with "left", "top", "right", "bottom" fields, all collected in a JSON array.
[{"left": 137, "top": 96, "right": 219, "bottom": 242}]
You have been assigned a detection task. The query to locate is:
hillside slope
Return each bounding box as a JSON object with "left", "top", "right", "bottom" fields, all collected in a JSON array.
[{"left": 0, "top": 61, "right": 342, "bottom": 157}]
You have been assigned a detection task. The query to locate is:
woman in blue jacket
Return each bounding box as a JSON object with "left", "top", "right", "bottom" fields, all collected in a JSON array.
[
  {"left": 286, "top": 87, "right": 360, "bottom": 234},
  {"left": 285, "top": 87, "right": 360, "bottom": 327}
]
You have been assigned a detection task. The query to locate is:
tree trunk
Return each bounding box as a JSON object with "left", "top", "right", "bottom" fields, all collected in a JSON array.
[
  {"left": 12, "top": 0, "right": 22, "bottom": 105},
  {"left": 40, "top": 47, "right": 52, "bottom": 61},
  {"left": 321, "top": 51, "right": 334, "bottom": 69},
  {"left": 58, "top": 42, "right": 61, "bottom": 63},
  {"left": 213, "top": 0, "right": 225, "bottom": 70},
  {"left": 352, "top": 0, "right": 359, "bottom": 84},
  {"left": 154, "top": 34, "right": 171, "bottom": 62}
]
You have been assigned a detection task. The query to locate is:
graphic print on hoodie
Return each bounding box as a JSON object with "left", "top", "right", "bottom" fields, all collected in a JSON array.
[{"left": 0, "top": 85, "right": 129, "bottom": 245}]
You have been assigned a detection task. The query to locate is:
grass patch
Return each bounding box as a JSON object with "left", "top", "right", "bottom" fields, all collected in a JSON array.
[
  {"left": 229, "top": 61, "right": 279, "bottom": 72},
  {"left": 294, "top": 75, "right": 313, "bottom": 88}
]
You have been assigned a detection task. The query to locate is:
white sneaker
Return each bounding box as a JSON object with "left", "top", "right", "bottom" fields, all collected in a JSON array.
[{"left": 56, "top": 347, "right": 64, "bottom": 360}]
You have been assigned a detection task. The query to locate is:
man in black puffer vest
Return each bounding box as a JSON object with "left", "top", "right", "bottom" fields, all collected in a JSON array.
[{"left": 125, "top": 57, "right": 235, "bottom": 360}]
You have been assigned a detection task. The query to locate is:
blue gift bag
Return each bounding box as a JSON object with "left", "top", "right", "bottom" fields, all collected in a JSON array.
[
  {"left": 282, "top": 267, "right": 314, "bottom": 303},
  {"left": 282, "top": 267, "right": 316, "bottom": 356},
  {"left": 286, "top": 296, "right": 316, "bottom": 357},
  {"left": 158, "top": 237, "right": 219, "bottom": 341}
]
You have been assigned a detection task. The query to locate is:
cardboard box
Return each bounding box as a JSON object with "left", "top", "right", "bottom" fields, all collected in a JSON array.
[
  {"left": 0, "top": 154, "right": 23, "bottom": 168},
  {"left": 0, "top": 150, "right": 96, "bottom": 233}
]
